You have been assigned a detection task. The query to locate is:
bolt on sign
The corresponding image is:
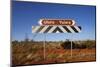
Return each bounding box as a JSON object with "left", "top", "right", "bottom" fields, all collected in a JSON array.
[
  {"left": 32, "top": 25, "right": 81, "bottom": 33},
  {"left": 39, "top": 19, "right": 75, "bottom": 26}
]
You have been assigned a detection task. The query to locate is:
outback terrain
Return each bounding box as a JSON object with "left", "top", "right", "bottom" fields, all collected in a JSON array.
[{"left": 12, "top": 40, "right": 96, "bottom": 66}]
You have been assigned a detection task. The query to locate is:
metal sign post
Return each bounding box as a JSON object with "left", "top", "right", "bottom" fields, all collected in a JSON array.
[
  {"left": 71, "top": 33, "right": 73, "bottom": 58},
  {"left": 43, "top": 34, "right": 46, "bottom": 60},
  {"left": 71, "top": 39, "right": 73, "bottom": 58}
]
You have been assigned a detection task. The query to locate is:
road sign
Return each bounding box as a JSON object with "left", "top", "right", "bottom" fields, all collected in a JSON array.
[
  {"left": 38, "top": 19, "right": 75, "bottom": 26},
  {"left": 32, "top": 25, "right": 81, "bottom": 33}
]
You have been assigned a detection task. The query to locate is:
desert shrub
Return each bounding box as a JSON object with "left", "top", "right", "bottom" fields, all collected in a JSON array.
[
  {"left": 60, "top": 41, "right": 76, "bottom": 49},
  {"left": 82, "top": 40, "right": 96, "bottom": 49},
  {"left": 47, "top": 53, "right": 58, "bottom": 59},
  {"left": 60, "top": 40, "right": 95, "bottom": 49}
]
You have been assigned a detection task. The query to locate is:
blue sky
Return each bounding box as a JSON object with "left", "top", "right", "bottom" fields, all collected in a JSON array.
[{"left": 12, "top": 1, "right": 96, "bottom": 41}]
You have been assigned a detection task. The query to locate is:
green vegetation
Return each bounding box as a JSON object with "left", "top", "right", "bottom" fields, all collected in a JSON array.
[
  {"left": 47, "top": 53, "right": 58, "bottom": 59},
  {"left": 60, "top": 40, "right": 95, "bottom": 49}
]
